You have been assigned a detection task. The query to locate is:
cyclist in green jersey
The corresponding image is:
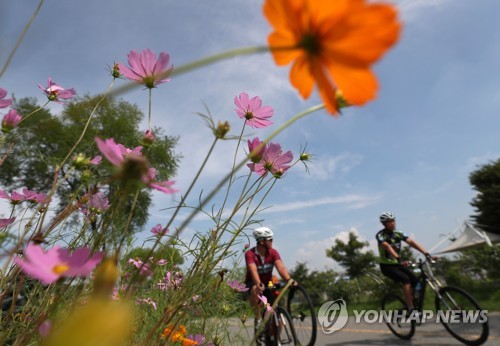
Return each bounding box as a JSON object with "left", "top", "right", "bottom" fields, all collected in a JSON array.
[{"left": 376, "top": 212, "right": 435, "bottom": 309}]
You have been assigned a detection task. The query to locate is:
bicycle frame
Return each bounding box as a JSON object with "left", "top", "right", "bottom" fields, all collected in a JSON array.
[
  {"left": 256, "top": 281, "right": 297, "bottom": 346},
  {"left": 410, "top": 258, "right": 443, "bottom": 311}
]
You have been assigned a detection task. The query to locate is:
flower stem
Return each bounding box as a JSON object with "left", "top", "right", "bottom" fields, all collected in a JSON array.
[
  {"left": 110, "top": 45, "right": 271, "bottom": 97},
  {"left": 148, "top": 88, "right": 152, "bottom": 131},
  {"left": 18, "top": 100, "right": 50, "bottom": 125},
  {"left": 170, "top": 104, "right": 325, "bottom": 240},
  {"left": 215, "top": 123, "right": 246, "bottom": 229},
  {"left": 59, "top": 80, "right": 115, "bottom": 167},
  {"left": 0, "top": 0, "right": 45, "bottom": 79}
]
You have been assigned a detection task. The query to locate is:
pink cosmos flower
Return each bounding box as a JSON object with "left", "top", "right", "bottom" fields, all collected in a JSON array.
[
  {"left": 151, "top": 223, "right": 169, "bottom": 236},
  {"left": 156, "top": 259, "right": 168, "bottom": 266},
  {"left": 0, "top": 88, "right": 13, "bottom": 108},
  {"left": 143, "top": 168, "right": 178, "bottom": 194},
  {"left": 247, "top": 137, "right": 266, "bottom": 163},
  {"left": 117, "top": 49, "right": 173, "bottom": 89},
  {"left": 127, "top": 258, "right": 152, "bottom": 276},
  {"left": 136, "top": 297, "right": 157, "bottom": 310},
  {"left": 21, "top": 188, "right": 47, "bottom": 203},
  {"left": 2, "top": 109, "right": 22, "bottom": 133},
  {"left": 157, "top": 271, "right": 183, "bottom": 290},
  {"left": 14, "top": 244, "right": 104, "bottom": 285},
  {"left": 247, "top": 137, "right": 267, "bottom": 172},
  {"left": 37, "top": 77, "right": 76, "bottom": 104},
  {"left": 0, "top": 189, "right": 26, "bottom": 204},
  {"left": 227, "top": 279, "right": 249, "bottom": 292},
  {"left": 96, "top": 137, "right": 177, "bottom": 194},
  {"left": 90, "top": 155, "right": 102, "bottom": 165},
  {"left": 253, "top": 142, "right": 293, "bottom": 178},
  {"left": 79, "top": 191, "right": 110, "bottom": 218},
  {"left": 38, "top": 320, "right": 52, "bottom": 338},
  {"left": 0, "top": 217, "right": 16, "bottom": 228},
  {"left": 258, "top": 295, "right": 273, "bottom": 318},
  {"left": 95, "top": 137, "right": 143, "bottom": 166},
  {"left": 234, "top": 93, "right": 274, "bottom": 128}
]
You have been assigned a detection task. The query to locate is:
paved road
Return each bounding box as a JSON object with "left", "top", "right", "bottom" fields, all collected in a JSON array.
[
  {"left": 315, "top": 313, "right": 499, "bottom": 346},
  {"left": 229, "top": 312, "right": 499, "bottom": 345}
]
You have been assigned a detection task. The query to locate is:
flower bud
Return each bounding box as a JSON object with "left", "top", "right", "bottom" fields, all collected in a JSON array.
[
  {"left": 72, "top": 153, "right": 87, "bottom": 167},
  {"left": 143, "top": 130, "right": 155, "bottom": 145},
  {"left": 111, "top": 63, "right": 121, "bottom": 79},
  {"left": 273, "top": 168, "right": 285, "bottom": 179},
  {"left": 300, "top": 152, "right": 311, "bottom": 161},
  {"left": 1, "top": 109, "right": 22, "bottom": 133},
  {"left": 214, "top": 121, "right": 230, "bottom": 139}
]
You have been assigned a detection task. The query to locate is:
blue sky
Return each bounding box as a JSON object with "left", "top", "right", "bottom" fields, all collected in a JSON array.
[{"left": 1, "top": 0, "right": 499, "bottom": 271}]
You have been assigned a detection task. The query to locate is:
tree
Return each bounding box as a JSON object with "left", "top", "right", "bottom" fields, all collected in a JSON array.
[
  {"left": 469, "top": 158, "right": 500, "bottom": 234},
  {"left": 325, "top": 231, "right": 376, "bottom": 279},
  {"left": 457, "top": 246, "right": 500, "bottom": 280},
  {"left": 1, "top": 95, "right": 180, "bottom": 233},
  {"left": 289, "top": 262, "right": 338, "bottom": 306}
]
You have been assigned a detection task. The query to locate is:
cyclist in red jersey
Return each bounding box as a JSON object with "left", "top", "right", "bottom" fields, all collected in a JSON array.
[{"left": 245, "top": 227, "right": 294, "bottom": 329}]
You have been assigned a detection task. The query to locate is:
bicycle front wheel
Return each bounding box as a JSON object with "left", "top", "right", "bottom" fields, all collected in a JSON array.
[
  {"left": 275, "top": 306, "right": 298, "bottom": 345},
  {"left": 287, "top": 285, "right": 317, "bottom": 346},
  {"left": 381, "top": 294, "right": 415, "bottom": 340},
  {"left": 435, "top": 286, "right": 489, "bottom": 346}
]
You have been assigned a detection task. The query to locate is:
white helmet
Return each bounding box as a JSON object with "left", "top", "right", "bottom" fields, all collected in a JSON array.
[
  {"left": 253, "top": 226, "right": 274, "bottom": 240},
  {"left": 379, "top": 212, "right": 395, "bottom": 223}
]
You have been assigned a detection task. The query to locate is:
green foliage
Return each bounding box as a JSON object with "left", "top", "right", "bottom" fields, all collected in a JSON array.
[
  {"left": 325, "top": 231, "right": 376, "bottom": 279},
  {"left": 457, "top": 245, "right": 500, "bottom": 280},
  {"left": 1, "top": 96, "right": 180, "bottom": 232},
  {"left": 289, "top": 262, "right": 338, "bottom": 306},
  {"left": 469, "top": 158, "right": 500, "bottom": 234},
  {"left": 428, "top": 254, "right": 500, "bottom": 310}
]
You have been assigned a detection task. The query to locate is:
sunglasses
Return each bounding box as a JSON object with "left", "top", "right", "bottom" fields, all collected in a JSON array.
[{"left": 265, "top": 238, "right": 273, "bottom": 242}]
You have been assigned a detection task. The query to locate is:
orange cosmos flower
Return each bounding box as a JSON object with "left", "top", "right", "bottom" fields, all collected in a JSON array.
[{"left": 263, "top": 0, "right": 401, "bottom": 114}]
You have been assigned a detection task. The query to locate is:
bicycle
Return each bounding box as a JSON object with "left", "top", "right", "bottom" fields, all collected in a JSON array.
[
  {"left": 381, "top": 257, "right": 489, "bottom": 346},
  {"left": 286, "top": 283, "right": 317, "bottom": 346},
  {"left": 255, "top": 281, "right": 298, "bottom": 346}
]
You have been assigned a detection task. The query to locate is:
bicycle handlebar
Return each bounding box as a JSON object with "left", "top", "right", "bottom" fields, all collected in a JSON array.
[{"left": 404, "top": 256, "right": 437, "bottom": 267}]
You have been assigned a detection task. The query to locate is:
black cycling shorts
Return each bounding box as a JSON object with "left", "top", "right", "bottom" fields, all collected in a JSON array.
[{"left": 380, "top": 263, "right": 417, "bottom": 286}]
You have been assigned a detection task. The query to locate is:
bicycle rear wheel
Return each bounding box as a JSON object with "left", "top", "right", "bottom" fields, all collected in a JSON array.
[
  {"left": 275, "top": 306, "right": 297, "bottom": 345},
  {"left": 435, "top": 286, "right": 489, "bottom": 346},
  {"left": 381, "top": 294, "right": 415, "bottom": 340},
  {"left": 286, "top": 285, "right": 317, "bottom": 346}
]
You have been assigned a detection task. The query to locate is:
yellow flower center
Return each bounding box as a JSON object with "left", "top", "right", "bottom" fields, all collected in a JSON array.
[{"left": 53, "top": 264, "right": 70, "bottom": 274}]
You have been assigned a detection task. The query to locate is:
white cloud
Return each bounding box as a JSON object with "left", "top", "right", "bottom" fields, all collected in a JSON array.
[
  {"left": 262, "top": 194, "right": 380, "bottom": 214},
  {"left": 304, "top": 153, "right": 363, "bottom": 181}
]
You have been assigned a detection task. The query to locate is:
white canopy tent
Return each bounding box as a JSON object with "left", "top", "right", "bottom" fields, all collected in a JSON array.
[{"left": 430, "top": 221, "right": 500, "bottom": 254}]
